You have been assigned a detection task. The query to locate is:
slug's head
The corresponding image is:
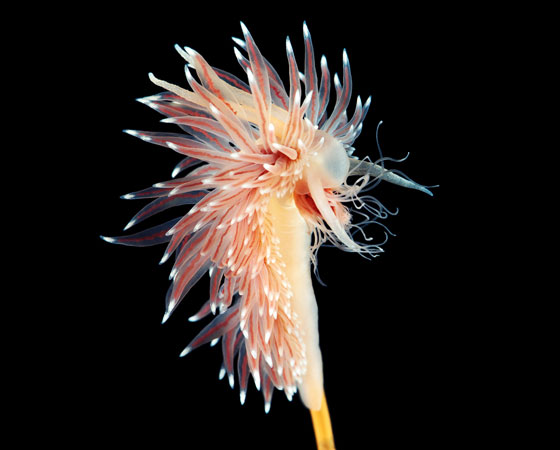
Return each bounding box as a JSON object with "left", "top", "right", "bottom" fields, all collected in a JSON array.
[
  {"left": 296, "top": 130, "right": 350, "bottom": 195},
  {"left": 291, "top": 130, "right": 361, "bottom": 253}
]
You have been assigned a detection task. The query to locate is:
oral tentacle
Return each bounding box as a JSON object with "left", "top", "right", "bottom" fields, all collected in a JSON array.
[{"left": 348, "top": 157, "right": 435, "bottom": 196}]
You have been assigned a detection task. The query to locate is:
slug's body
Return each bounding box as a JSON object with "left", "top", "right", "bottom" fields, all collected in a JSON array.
[
  {"left": 102, "top": 22, "right": 432, "bottom": 413},
  {"left": 268, "top": 195, "right": 322, "bottom": 408}
]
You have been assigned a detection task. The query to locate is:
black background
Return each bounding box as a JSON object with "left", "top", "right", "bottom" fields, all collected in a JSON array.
[{"left": 33, "top": 4, "right": 511, "bottom": 449}]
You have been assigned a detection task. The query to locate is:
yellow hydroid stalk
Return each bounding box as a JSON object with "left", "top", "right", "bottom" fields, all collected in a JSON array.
[{"left": 310, "top": 390, "right": 335, "bottom": 450}]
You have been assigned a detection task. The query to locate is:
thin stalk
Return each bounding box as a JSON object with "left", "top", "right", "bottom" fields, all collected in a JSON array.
[{"left": 310, "top": 390, "right": 335, "bottom": 450}]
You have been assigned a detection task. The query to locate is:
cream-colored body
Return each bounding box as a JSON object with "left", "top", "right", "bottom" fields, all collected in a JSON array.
[{"left": 268, "top": 196, "right": 323, "bottom": 411}]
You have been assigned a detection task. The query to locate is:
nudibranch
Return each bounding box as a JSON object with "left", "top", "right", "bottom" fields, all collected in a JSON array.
[{"left": 102, "top": 21, "right": 432, "bottom": 447}]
